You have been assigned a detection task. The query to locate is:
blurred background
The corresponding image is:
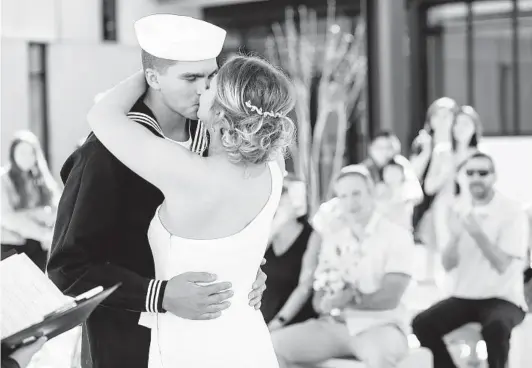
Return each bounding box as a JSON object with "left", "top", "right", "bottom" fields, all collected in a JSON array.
[{"left": 1, "top": 0, "right": 531, "bottom": 186}]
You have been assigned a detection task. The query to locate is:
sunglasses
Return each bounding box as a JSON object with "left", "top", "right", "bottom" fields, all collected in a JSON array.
[{"left": 466, "top": 169, "right": 491, "bottom": 177}]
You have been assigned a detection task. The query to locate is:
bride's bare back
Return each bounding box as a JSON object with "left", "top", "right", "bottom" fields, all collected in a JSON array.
[{"left": 158, "top": 159, "right": 275, "bottom": 240}]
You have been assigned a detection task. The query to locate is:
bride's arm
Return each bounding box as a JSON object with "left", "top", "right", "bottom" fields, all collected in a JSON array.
[{"left": 87, "top": 71, "right": 208, "bottom": 192}]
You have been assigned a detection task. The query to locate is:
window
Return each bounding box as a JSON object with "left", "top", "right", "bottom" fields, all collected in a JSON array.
[
  {"left": 102, "top": 0, "right": 117, "bottom": 42},
  {"left": 422, "top": 0, "right": 530, "bottom": 136},
  {"left": 28, "top": 43, "right": 49, "bottom": 160},
  {"left": 427, "top": 3, "right": 469, "bottom": 106},
  {"left": 518, "top": 2, "right": 532, "bottom": 134},
  {"left": 498, "top": 62, "right": 514, "bottom": 135}
]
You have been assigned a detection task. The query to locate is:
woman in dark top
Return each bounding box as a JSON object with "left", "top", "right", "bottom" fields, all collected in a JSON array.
[
  {"left": 261, "top": 177, "right": 317, "bottom": 329},
  {"left": 410, "top": 97, "right": 459, "bottom": 231},
  {"left": 409, "top": 98, "right": 459, "bottom": 282}
]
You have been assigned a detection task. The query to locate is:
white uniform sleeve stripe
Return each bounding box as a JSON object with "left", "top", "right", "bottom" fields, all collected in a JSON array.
[
  {"left": 151, "top": 280, "right": 158, "bottom": 313},
  {"left": 146, "top": 280, "right": 154, "bottom": 312},
  {"left": 153, "top": 280, "right": 162, "bottom": 313},
  {"left": 151, "top": 280, "right": 161, "bottom": 312}
]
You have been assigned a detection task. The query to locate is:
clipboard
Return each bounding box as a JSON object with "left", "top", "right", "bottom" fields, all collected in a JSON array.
[{"left": 1, "top": 283, "right": 120, "bottom": 355}]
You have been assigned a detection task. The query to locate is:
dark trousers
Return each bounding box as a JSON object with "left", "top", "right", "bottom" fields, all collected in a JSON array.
[
  {"left": 82, "top": 307, "right": 151, "bottom": 368},
  {"left": 412, "top": 297, "right": 525, "bottom": 368}
]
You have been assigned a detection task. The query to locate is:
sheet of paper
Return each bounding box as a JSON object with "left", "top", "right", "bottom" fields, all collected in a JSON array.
[{"left": 1, "top": 253, "right": 70, "bottom": 339}]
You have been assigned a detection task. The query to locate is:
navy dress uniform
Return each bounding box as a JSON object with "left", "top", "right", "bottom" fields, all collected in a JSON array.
[{"left": 47, "top": 14, "right": 224, "bottom": 368}]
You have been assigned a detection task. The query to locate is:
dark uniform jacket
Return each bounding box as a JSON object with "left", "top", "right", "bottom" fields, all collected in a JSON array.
[{"left": 46, "top": 99, "right": 208, "bottom": 368}]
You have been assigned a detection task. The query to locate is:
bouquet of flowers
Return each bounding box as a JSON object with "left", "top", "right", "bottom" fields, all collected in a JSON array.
[
  {"left": 312, "top": 245, "right": 364, "bottom": 315},
  {"left": 313, "top": 267, "right": 346, "bottom": 295}
]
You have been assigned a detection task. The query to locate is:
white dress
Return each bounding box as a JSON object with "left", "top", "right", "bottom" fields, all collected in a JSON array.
[{"left": 139, "top": 160, "right": 282, "bottom": 368}]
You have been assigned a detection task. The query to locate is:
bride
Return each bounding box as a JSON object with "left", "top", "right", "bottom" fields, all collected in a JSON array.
[{"left": 87, "top": 55, "right": 295, "bottom": 367}]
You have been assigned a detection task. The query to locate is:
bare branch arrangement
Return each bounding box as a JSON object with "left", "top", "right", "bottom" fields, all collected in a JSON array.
[{"left": 266, "top": 0, "right": 367, "bottom": 216}]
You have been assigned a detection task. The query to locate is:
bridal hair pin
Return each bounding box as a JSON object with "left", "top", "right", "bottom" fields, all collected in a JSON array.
[{"left": 245, "top": 100, "right": 284, "bottom": 118}]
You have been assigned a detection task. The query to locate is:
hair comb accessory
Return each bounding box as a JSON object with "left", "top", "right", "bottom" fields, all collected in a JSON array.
[{"left": 245, "top": 100, "right": 284, "bottom": 118}]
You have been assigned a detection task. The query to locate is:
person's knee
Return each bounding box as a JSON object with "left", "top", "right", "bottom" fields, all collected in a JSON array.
[
  {"left": 271, "top": 331, "right": 289, "bottom": 361},
  {"left": 270, "top": 329, "right": 301, "bottom": 364},
  {"left": 481, "top": 319, "right": 512, "bottom": 342},
  {"left": 362, "top": 345, "right": 408, "bottom": 368},
  {"left": 383, "top": 332, "right": 408, "bottom": 363},
  {"left": 412, "top": 311, "right": 432, "bottom": 338},
  {"left": 354, "top": 327, "right": 408, "bottom": 368}
]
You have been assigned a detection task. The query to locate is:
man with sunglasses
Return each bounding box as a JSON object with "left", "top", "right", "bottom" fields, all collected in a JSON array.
[{"left": 412, "top": 151, "right": 528, "bottom": 368}]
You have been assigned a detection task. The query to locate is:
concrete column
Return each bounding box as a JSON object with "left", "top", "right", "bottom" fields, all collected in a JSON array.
[{"left": 365, "top": 0, "right": 410, "bottom": 152}]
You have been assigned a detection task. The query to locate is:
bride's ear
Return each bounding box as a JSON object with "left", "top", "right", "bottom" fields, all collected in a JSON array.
[{"left": 144, "top": 69, "right": 160, "bottom": 91}]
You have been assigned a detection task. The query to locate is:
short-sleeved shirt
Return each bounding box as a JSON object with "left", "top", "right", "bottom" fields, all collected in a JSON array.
[
  {"left": 451, "top": 192, "right": 529, "bottom": 310},
  {"left": 311, "top": 199, "right": 416, "bottom": 336}
]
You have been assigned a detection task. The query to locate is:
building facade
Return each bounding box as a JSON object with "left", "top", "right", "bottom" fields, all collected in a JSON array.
[
  {"left": 1, "top": 0, "right": 530, "bottom": 175},
  {"left": 1, "top": 0, "right": 201, "bottom": 175}
]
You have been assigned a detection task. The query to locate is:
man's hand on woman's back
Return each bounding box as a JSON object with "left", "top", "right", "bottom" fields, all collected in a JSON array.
[{"left": 162, "top": 272, "right": 233, "bottom": 320}]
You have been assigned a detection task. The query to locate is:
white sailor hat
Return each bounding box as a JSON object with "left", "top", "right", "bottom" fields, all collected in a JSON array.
[{"left": 134, "top": 14, "right": 226, "bottom": 62}]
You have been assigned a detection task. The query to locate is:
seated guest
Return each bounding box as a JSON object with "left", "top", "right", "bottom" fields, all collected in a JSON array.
[
  {"left": 261, "top": 176, "right": 317, "bottom": 329},
  {"left": 375, "top": 157, "right": 416, "bottom": 230},
  {"left": 363, "top": 130, "right": 423, "bottom": 207},
  {"left": 1, "top": 131, "right": 61, "bottom": 270},
  {"left": 272, "top": 165, "right": 416, "bottom": 368},
  {"left": 412, "top": 152, "right": 528, "bottom": 368}
]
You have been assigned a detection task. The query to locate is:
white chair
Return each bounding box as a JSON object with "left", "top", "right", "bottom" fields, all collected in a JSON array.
[
  {"left": 508, "top": 313, "right": 532, "bottom": 368},
  {"left": 444, "top": 323, "right": 483, "bottom": 367},
  {"left": 317, "top": 347, "right": 433, "bottom": 368},
  {"left": 444, "top": 314, "right": 532, "bottom": 368}
]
